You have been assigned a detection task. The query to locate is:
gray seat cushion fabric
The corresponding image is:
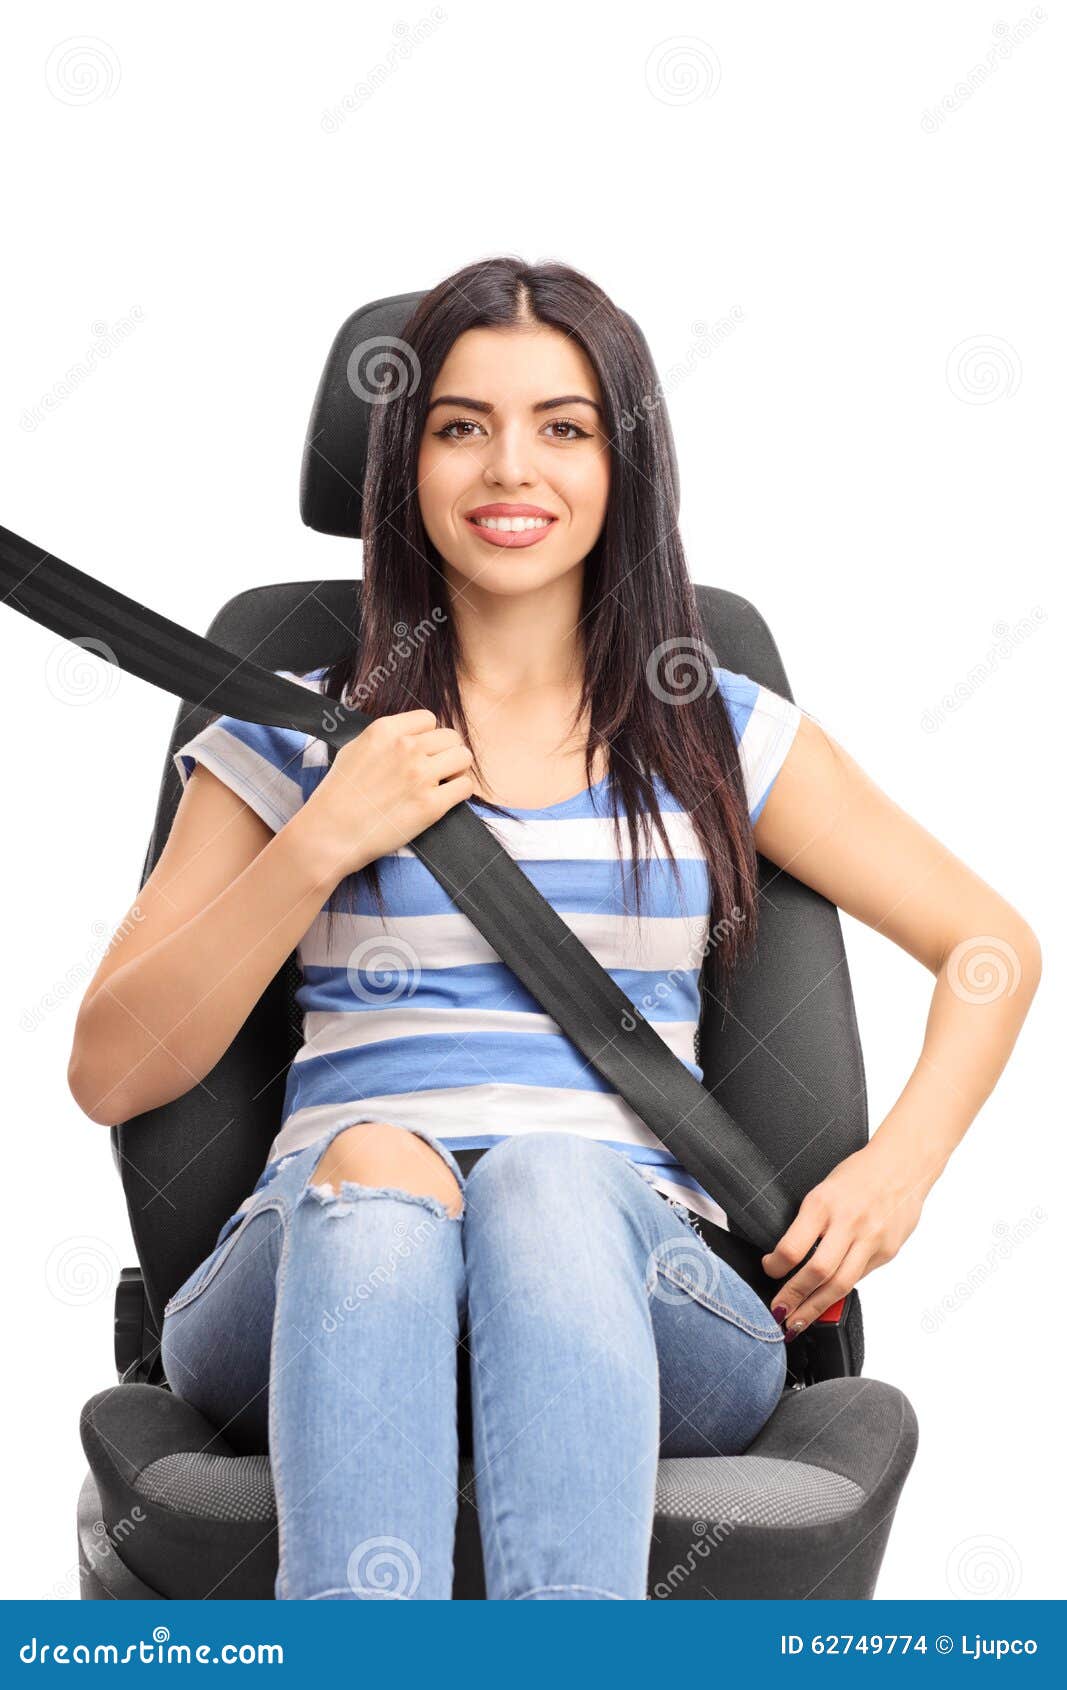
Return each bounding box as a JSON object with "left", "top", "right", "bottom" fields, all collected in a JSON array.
[
  {"left": 137, "top": 1447, "right": 865, "bottom": 1533},
  {"left": 137, "top": 1450, "right": 275, "bottom": 1524},
  {"left": 652, "top": 1454, "right": 864, "bottom": 1528},
  {"left": 81, "top": 1376, "right": 917, "bottom": 1599}
]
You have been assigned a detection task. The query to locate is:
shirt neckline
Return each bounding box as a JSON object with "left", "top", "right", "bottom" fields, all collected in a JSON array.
[
  {"left": 307, "top": 669, "right": 620, "bottom": 818},
  {"left": 469, "top": 769, "right": 614, "bottom": 819}
]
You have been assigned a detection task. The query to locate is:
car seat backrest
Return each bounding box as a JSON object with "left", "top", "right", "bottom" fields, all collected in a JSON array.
[{"left": 113, "top": 575, "right": 868, "bottom": 1353}]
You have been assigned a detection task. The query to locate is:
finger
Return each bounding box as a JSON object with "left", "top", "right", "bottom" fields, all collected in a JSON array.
[
  {"left": 761, "top": 1201, "right": 823, "bottom": 1281},
  {"left": 772, "top": 1224, "right": 854, "bottom": 1332},
  {"left": 426, "top": 770, "right": 477, "bottom": 816},
  {"left": 391, "top": 708, "right": 439, "bottom": 730},
  {"left": 427, "top": 742, "right": 475, "bottom": 781},
  {"left": 785, "top": 1241, "right": 871, "bottom": 1336},
  {"left": 421, "top": 728, "right": 471, "bottom": 758}
]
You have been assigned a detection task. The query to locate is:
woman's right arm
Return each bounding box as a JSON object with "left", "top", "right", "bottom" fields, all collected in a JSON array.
[{"left": 67, "top": 710, "right": 475, "bottom": 1125}]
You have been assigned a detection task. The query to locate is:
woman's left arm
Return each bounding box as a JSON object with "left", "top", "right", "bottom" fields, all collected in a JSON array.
[{"left": 752, "top": 712, "right": 1043, "bottom": 1337}]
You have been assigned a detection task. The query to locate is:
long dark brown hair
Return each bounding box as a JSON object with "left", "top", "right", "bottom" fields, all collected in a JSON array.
[{"left": 313, "top": 256, "right": 761, "bottom": 1006}]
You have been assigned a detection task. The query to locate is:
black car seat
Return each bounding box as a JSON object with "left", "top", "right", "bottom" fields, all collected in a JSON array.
[{"left": 76, "top": 293, "right": 918, "bottom": 1600}]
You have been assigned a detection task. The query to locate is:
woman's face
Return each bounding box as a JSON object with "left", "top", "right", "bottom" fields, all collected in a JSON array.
[{"left": 416, "top": 325, "right": 610, "bottom": 597}]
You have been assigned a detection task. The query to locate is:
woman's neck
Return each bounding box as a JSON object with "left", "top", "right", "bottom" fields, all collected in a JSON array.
[
  {"left": 447, "top": 567, "right": 584, "bottom": 700},
  {"left": 444, "top": 567, "right": 600, "bottom": 802}
]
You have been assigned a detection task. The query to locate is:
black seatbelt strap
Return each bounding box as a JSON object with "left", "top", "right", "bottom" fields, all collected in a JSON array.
[{"left": 0, "top": 521, "right": 794, "bottom": 1250}]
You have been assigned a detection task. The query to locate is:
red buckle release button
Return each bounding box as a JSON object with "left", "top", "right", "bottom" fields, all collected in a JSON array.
[{"left": 816, "top": 1296, "right": 847, "bottom": 1325}]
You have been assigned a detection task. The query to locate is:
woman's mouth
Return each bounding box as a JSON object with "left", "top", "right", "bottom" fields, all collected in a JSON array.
[{"left": 463, "top": 505, "right": 558, "bottom": 548}]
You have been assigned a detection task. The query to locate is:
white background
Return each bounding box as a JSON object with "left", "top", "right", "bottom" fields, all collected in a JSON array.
[{"left": 0, "top": 1, "right": 1061, "bottom": 1602}]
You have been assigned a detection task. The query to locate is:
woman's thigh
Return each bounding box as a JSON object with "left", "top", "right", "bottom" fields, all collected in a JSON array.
[
  {"left": 159, "top": 1115, "right": 471, "bottom": 1454},
  {"left": 639, "top": 1185, "right": 788, "bottom": 1458},
  {"left": 463, "top": 1133, "right": 787, "bottom": 1458},
  {"left": 160, "top": 1204, "right": 284, "bottom": 1454}
]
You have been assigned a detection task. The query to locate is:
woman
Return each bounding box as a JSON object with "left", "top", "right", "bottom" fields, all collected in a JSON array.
[{"left": 68, "top": 257, "right": 1042, "bottom": 1600}]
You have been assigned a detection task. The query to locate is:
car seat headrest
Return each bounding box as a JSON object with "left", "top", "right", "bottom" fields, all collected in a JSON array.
[{"left": 298, "top": 289, "right": 680, "bottom": 539}]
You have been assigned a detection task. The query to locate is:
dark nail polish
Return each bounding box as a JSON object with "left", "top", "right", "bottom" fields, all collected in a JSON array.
[{"left": 771, "top": 1304, "right": 788, "bottom": 1325}]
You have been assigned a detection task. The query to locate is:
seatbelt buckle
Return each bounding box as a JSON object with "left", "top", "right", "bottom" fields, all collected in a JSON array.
[{"left": 785, "top": 1291, "right": 854, "bottom": 1386}]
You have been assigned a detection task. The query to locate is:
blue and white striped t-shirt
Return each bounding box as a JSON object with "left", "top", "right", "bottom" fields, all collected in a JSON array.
[{"left": 173, "top": 665, "right": 803, "bottom": 1230}]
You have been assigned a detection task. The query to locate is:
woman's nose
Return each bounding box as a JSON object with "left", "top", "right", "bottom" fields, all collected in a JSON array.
[{"left": 481, "top": 424, "right": 535, "bottom": 489}]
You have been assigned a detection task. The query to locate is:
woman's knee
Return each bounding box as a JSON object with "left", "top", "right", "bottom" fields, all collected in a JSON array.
[
  {"left": 466, "top": 1131, "right": 629, "bottom": 1221},
  {"left": 309, "top": 1121, "right": 464, "bottom": 1218},
  {"left": 472, "top": 1130, "right": 622, "bottom": 1183}
]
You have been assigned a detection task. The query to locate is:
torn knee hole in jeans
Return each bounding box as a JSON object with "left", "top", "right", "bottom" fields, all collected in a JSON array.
[
  {"left": 665, "top": 1196, "right": 705, "bottom": 1238},
  {"left": 305, "top": 1177, "right": 464, "bottom": 1222},
  {"left": 633, "top": 1162, "right": 705, "bottom": 1237}
]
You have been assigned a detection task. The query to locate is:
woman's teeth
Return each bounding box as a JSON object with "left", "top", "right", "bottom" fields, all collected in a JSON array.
[{"left": 471, "top": 515, "right": 552, "bottom": 531}]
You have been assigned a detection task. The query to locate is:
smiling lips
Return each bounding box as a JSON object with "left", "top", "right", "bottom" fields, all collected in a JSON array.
[{"left": 464, "top": 502, "right": 558, "bottom": 548}]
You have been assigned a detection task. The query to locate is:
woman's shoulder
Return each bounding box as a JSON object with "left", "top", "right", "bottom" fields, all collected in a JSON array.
[
  {"left": 282, "top": 665, "right": 331, "bottom": 692},
  {"left": 710, "top": 664, "right": 805, "bottom": 825},
  {"left": 171, "top": 665, "right": 331, "bottom": 834}
]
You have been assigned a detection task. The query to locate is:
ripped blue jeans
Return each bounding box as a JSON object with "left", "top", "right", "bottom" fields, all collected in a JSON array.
[{"left": 160, "top": 1124, "right": 787, "bottom": 1600}]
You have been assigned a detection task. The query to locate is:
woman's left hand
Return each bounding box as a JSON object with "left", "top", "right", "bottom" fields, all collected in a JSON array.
[{"left": 760, "top": 1136, "right": 932, "bottom": 1335}]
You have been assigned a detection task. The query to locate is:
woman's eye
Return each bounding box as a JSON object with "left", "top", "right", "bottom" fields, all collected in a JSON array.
[
  {"left": 434, "top": 417, "right": 484, "bottom": 440},
  {"left": 432, "top": 416, "right": 592, "bottom": 442},
  {"left": 544, "top": 418, "right": 592, "bottom": 441}
]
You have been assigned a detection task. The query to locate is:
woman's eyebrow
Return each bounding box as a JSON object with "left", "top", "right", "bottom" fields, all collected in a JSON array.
[{"left": 426, "top": 393, "right": 603, "bottom": 417}]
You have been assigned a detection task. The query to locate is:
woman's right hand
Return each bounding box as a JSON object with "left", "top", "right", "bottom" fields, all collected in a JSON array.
[{"left": 299, "top": 709, "right": 477, "bottom": 877}]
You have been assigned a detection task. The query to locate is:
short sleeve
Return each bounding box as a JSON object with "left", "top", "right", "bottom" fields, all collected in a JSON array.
[
  {"left": 172, "top": 668, "right": 325, "bottom": 833},
  {"left": 713, "top": 666, "right": 803, "bottom": 824}
]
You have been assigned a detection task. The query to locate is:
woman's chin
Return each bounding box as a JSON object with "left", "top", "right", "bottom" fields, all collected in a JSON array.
[{"left": 444, "top": 548, "right": 581, "bottom": 595}]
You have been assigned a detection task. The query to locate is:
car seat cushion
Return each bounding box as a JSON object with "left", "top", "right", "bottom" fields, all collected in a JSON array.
[{"left": 82, "top": 1378, "right": 916, "bottom": 1601}]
